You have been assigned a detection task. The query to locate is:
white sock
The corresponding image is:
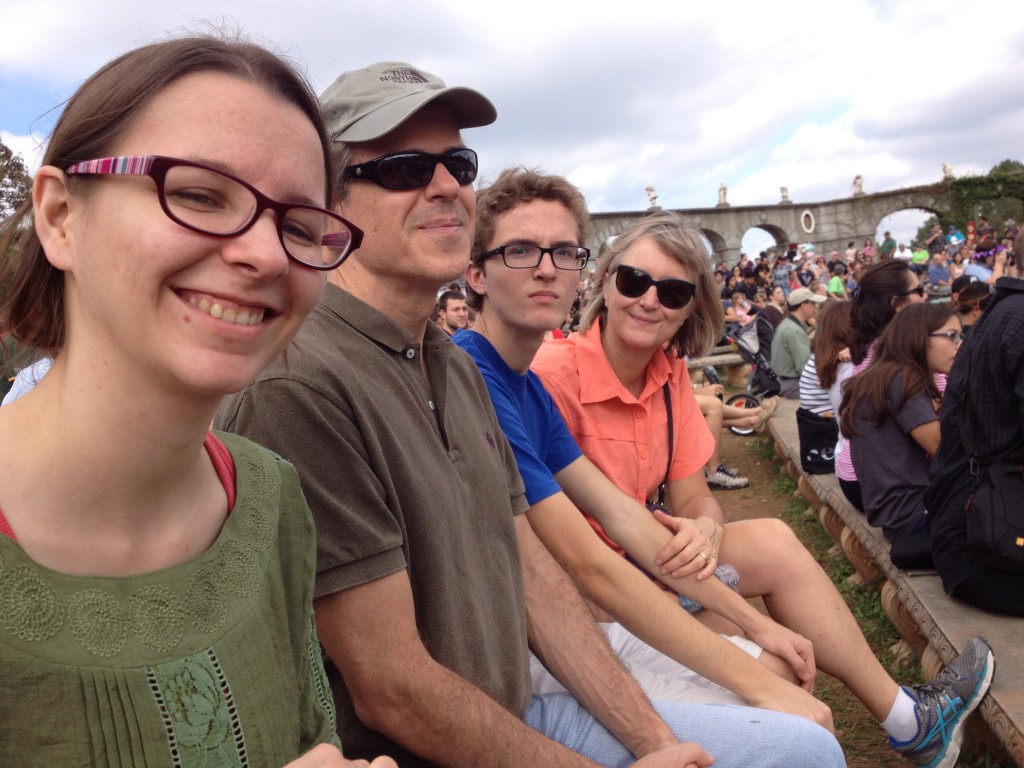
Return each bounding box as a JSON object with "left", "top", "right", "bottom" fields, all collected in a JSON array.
[{"left": 881, "top": 688, "right": 919, "bottom": 742}]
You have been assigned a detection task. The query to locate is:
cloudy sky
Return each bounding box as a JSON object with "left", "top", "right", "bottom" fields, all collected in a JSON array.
[{"left": 3, "top": 0, "right": 1023, "bottom": 251}]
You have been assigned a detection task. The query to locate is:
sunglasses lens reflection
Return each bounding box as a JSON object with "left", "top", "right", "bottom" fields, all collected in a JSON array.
[
  {"left": 377, "top": 150, "right": 478, "bottom": 189},
  {"left": 615, "top": 267, "right": 695, "bottom": 309}
]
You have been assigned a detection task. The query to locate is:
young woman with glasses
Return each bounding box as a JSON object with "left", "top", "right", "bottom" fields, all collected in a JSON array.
[
  {"left": 0, "top": 36, "right": 391, "bottom": 768},
  {"left": 839, "top": 303, "right": 963, "bottom": 568},
  {"left": 834, "top": 260, "right": 927, "bottom": 511}
]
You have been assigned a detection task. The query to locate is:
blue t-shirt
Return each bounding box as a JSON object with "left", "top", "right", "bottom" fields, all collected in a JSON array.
[
  {"left": 928, "top": 263, "right": 950, "bottom": 285},
  {"left": 964, "top": 262, "right": 993, "bottom": 282},
  {"left": 453, "top": 330, "right": 582, "bottom": 505}
]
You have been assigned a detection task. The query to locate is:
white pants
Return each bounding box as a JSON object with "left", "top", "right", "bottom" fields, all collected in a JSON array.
[{"left": 530, "top": 622, "right": 762, "bottom": 706}]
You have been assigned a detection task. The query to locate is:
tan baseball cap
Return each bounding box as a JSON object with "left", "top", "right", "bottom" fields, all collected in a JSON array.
[
  {"left": 320, "top": 62, "right": 497, "bottom": 142},
  {"left": 787, "top": 287, "right": 826, "bottom": 306}
]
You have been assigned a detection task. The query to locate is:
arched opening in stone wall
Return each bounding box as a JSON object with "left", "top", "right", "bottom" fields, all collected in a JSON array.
[
  {"left": 875, "top": 209, "right": 937, "bottom": 252},
  {"left": 740, "top": 224, "right": 790, "bottom": 264},
  {"left": 701, "top": 229, "right": 728, "bottom": 264}
]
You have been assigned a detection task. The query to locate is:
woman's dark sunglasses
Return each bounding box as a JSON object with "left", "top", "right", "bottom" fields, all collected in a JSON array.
[
  {"left": 897, "top": 284, "right": 926, "bottom": 299},
  {"left": 343, "top": 149, "right": 478, "bottom": 190},
  {"left": 613, "top": 266, "right": 697, "bottom": 309}
]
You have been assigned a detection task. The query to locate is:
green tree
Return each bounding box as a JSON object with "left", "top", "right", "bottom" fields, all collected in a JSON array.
[
  {"left": 0, "top": 139, "right": 32, "bottom": 222},
  {"left": 978, "top": 160, "right": 1024, "bottom": 232}
]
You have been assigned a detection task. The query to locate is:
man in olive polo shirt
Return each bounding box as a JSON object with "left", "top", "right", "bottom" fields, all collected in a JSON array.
[{"left": 216, "top": 62, "right": 713, "bottom": 768}]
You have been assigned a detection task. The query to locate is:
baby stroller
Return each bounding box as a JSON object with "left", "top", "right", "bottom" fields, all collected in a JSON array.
[{"left": 722, "top": 313, "right": 781, "bottom": 435}]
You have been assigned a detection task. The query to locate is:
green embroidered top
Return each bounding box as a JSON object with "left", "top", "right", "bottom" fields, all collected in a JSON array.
[{"left": 0, "top": 432, "right": 338, "bottom": 766}]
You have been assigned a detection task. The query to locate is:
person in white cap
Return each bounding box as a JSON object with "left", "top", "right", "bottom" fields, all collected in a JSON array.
[
  {"left": 770, "top": 287, "right": 826, "bottom": 398},
  {"left": 216, "top": 63, "right": 845, "bottom": 768}
]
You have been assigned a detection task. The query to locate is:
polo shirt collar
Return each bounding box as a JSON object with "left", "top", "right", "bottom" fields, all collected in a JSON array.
[
  {"left": 574, "top": 327, "right": 676, "bottom": 405},
  {"left": 318, "top": 282, "right": 453, "bottom": 358}
]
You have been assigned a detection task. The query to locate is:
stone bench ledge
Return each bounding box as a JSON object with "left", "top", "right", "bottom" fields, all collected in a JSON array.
[{"left": 764, "top": 397, "right": 1024, "bottom": 766}]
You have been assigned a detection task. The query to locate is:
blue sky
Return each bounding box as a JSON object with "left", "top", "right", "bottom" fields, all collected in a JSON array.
[{"left": 3, "top": 0, "right": 1023, "bottom": 252}]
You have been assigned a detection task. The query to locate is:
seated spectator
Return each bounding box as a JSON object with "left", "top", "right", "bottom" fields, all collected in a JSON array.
[
  {"left": 800, "top": 301, "right": 853, "bottom": 418},
  {"left": 965, "top": 246, "right": 1010, "bottom": 285},
  {"left": 0, "top": 34, "right": 377, "bottom": 768},
  {"left": 892, "top": 243, "right": 912, "bottom": 261},
  {"left": 862, "top": 238, "right": 876, "bottom": 263},
  {"left": 810, "top": 279, "right": 829, "bottom": 299},
  {"left": 927, "top": 251, "right": 952, "bottom": 295},
  {"left": 797, "top": 302, "right": 852, "bottom": 474},
  {"left": 910, "top": 246, "right": 930, "bottom": 274},
  {"left": 926, "top": 266, "right": 1024, "bottom": 615},
  {"left": 531, "top": 209, "right": 994, "bottom": 767},
  {"left": 835, "top": 260, "right": 926, "bottom": 510},
  {"left": 946, "top": 226, "right": 965, "bottom": 257},
  {"left": 720, "top": 273, "right": 740, "bottom": 299},
  {"left": 840, "top": 304, "right": 962, "bottom": 568},
  {"left": 693, "top": 381, "right": 779, "bottom": 489},
  {"left": 725, "top": 291, "right": 754, "bottom": 326},
  {"left": 770, "top": 288, "right": 826, "bottom": 398},
  {"left": 761, "top": 285, "right": 787, "bottom": 328},
  {"left": 949, "top": 249, "right": 966, "bottom": 279},
  {"left": 740, "top": 271, "right": 760, "bottom": 300},
  {"left": 772, "top": 252, "right": 795, "bottom": 297},
  {"left": 826, "top": 265, "right": 848, "bottom": 300},
  {"left": 437, "top": 288, "right": 469, "bottom": 336},
  {"left": 954, "top": 281, "right": 993, "bottom": 336}
]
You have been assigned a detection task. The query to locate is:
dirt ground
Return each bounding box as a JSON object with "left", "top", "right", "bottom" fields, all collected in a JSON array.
[{"left": 712, "top": 430, "right": 993, "bottom": 768}]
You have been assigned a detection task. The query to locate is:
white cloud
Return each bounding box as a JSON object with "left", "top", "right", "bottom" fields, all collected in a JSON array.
[{"left": 1, "top": 0, "right": 1022, "bottom": 219}]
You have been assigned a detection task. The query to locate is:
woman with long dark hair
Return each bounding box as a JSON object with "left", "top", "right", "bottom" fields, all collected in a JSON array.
[
  {"left": 840, "top": 304, "right": 962, "bottom": 568},
  {"left": 0, "top": 36, "right": 388, "bottom": 768},
  {"left": 834, "top": 260, "right": 926, "bottom": 509}
]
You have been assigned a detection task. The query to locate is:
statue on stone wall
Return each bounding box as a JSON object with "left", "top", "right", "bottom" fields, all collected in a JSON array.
[
  {"left": 942, "top": 163, "right": 953, "bottom": 180},
  {"left": 853, "top": 175, "right": 864, "bottom": 195},
  {"left": 780, "top": 186, "right": 790, "bottom": 204},
  {"left": 717, "top": 183, "right": 728, "bottom": 206},
  {"left": 645, "top": 185, "right": 658, "bottom": 208}
]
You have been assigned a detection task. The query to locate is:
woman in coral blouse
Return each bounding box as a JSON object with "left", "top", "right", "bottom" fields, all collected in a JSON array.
[{"left": 531, "top": 212, "right": 985, "bottom": 763}]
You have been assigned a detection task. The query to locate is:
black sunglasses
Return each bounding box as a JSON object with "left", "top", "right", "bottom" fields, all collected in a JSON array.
[
  {"left": 897, "top": 284, "right": 926, "bottom": 299},
  {"left": 343, "top": 149, "right": 478, "bottom": 190},
  {"left": 613, "top": 266, "right": 697, "bottom": 309}
]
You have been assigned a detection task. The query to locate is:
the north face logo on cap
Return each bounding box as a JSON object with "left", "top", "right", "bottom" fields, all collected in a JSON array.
[{"left": 379, "top": 67, "right": 429, "bottom": 85}]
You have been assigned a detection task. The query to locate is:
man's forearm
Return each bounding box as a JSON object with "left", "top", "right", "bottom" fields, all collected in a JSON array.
[
  {"left": 315, "top": 575, "right": 606, "bottom": 768},
  {"left": 517, "top": 515, "right": 679, "bottom": 758}
]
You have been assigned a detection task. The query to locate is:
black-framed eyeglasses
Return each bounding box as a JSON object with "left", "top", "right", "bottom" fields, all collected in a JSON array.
[
  {"left": 897, "top": 284, "right": 926, "bottom": 299},
  {"left": 343, "top": 149, "right": 478, "bottom": 190},
  {"left": 479, "top": 243, "right": 590, "bottom": 271},
  {"left": 613, "top": 266, "right": 697, "bottom": 309},
  {"left": 929, "top": 330, "right": 966, "bottom": 344},
  {"left": 64, "top": 156, "right": 362, "bottom": 270}
]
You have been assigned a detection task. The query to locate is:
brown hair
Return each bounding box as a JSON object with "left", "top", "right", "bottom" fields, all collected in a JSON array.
[
  {"left": 812, "top": 300, "right": 853, "bottom": 389},
  {"left": 839, "top": 303, "right": 955, "bottom": 437},
  {"left": 579, "top": 211, "right": 722, "bottom": 358},
  {"left": 848, "top": 260, "right": 915, "bottom": 365},
  {"left": 955, "top": 281, "right": 993, "bottom": 317},
  {"left": 0, "top": 35, "right": 334, "bottom": 355},
  {"left": 468, "top": 167, "right": 590, "bottom": 311}
]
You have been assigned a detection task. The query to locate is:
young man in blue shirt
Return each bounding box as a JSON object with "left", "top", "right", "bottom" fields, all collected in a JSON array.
[{"left": 457, "top": 168, "right": 993, "bottom": 768}]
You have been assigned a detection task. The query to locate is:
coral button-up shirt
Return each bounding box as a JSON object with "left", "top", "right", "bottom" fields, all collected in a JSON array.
[{"left": 532, "top": 329, "right": 714, "bottom": 556}]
